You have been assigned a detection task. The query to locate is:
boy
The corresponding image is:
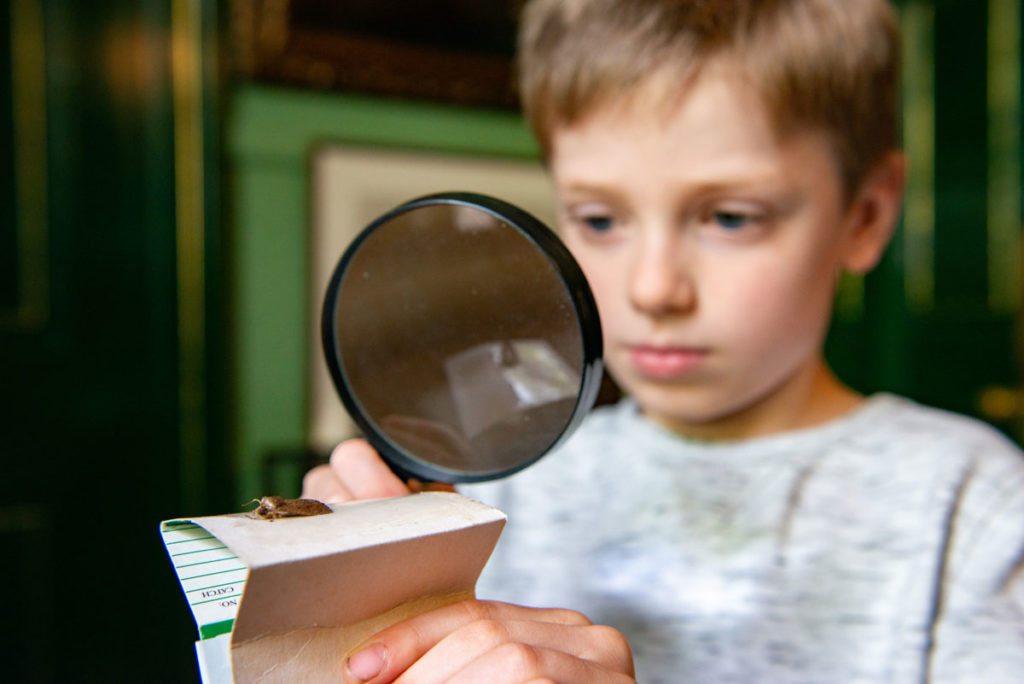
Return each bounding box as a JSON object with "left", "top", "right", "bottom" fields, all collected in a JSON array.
[{"left": 304, "top": 0, "right": 1024, "bottom": 681}]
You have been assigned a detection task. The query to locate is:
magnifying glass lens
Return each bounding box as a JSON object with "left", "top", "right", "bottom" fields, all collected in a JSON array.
[{"left": 322, "top": 193, "right": 602, "bottom": 483}]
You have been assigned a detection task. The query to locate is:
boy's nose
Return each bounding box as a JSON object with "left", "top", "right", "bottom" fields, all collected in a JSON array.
[{"left": 628, "top": 241, "right": 696, "bottom": 315}]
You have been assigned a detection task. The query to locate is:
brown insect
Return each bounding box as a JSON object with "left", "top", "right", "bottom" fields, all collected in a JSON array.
[{"left": 247, "top": 495, "right": 332, "bottom": 521}]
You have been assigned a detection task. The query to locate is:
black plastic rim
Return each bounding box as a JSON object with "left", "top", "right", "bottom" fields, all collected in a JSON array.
[{"left": 321, "top": 191, "right": 603, "bottom": 483}]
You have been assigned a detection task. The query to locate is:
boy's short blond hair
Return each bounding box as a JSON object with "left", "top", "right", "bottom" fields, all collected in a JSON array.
[{"left": 519, "top": 0, "right": 900, "bottom": 200}]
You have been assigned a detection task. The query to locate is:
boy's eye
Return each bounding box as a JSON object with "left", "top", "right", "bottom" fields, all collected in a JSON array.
[
  {"left": 562, "top": 203, "right": 620, "bottom": 238},
  {"left": 712, "top": 211, "right": 749, "bottom": 230},
  {"left": 582, "top": 215, "right": 614, "bottom": 232}
]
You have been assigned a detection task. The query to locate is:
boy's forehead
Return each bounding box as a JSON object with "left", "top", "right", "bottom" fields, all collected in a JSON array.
[
  {"left": 552, "top": 61, "right": 766, "bottom": 139},
  {"left": 547, "top": 63, "right": 843, "bottom": 188},
  {"left": 548, "top": 90, "right": 847, "bottom": 207},
  {"left": 550, "top": 65, "right": 771, "bottom": 150}
]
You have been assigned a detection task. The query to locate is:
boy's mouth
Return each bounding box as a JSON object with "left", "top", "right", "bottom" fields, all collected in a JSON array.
[{"left": 627, "top": 345, "right": 707, "bottom": 379}]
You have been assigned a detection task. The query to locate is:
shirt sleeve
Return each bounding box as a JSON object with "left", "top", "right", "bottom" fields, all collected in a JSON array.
[{"left": 930, "top": 442, "right": 1024, "bottom": 682}]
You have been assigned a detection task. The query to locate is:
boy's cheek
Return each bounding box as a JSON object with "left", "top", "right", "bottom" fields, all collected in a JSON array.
[{"left": 565, "top": 252, "right": 623, "bottom": 312}]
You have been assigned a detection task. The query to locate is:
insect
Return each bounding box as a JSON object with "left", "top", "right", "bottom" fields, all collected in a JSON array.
[{"left": 247, "top": 495, "right": 332, "bottom": 521}]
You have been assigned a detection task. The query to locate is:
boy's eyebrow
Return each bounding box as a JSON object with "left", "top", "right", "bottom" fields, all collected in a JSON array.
[
  {"left": 557, "top": 175, "right": 796, "bottom": 201},
  {"left": 555, "top": 180, "right": 629, "bottom": 201}
]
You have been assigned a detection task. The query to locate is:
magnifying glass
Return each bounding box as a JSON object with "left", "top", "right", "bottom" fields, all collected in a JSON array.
[{"left": 321, "top": 192, "right": 603, "bottom": 483}]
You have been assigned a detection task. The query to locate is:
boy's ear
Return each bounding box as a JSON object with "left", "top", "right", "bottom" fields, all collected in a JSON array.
[{"left": 840, "top": 151, "right": 906, "bottom": 274}]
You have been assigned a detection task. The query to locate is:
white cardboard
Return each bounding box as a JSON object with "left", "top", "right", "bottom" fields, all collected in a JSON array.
[{"left": 162, "top": 492, "right": 506, "bottom": 683}]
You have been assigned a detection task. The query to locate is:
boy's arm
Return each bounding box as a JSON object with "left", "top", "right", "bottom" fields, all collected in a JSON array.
[
  {"left": 341, "top": 599, "right": 635, "bottom": 683},
  {"left": 930, "top": 454, "right": 1024, "bottom": 682}
]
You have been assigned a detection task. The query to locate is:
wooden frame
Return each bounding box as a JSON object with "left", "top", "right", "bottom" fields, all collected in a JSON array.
[{"left": 229, "top": 0, "right": 522, "bottom": 109}]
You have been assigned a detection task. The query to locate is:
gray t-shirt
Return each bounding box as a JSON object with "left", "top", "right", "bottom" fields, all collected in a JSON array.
[{"left": 460, "top": 394, "right": 1024, "bottom": 683}]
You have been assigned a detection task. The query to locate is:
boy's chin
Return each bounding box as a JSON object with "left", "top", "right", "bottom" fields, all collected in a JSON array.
[
  {"left": 625, "top": 384, "right": 726, "bottom": 427},
  {"left": 627, "top": 383, "right": 778, "bottom": 440}
]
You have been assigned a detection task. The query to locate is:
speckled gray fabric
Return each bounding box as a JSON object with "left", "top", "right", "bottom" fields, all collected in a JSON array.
[{"left": 459, "top": 394, "right": 1024, "bottom": 683}]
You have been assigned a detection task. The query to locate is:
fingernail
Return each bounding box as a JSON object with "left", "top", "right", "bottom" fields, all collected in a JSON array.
[{"left": 345, "top": 643, "right": 387, "bottom": 682}]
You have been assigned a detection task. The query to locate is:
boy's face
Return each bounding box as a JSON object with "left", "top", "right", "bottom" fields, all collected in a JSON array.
[{"left": 549, "top": 68, "right": 896, "bottom": 438}]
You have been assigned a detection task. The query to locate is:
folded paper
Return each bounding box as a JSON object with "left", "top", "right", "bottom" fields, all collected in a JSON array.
[{"left": 161, "top": 492, "right": 506, "bottom": 683}]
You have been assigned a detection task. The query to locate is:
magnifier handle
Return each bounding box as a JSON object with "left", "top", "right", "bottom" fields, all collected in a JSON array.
[{"left": 406, "top": 478, "right": 454, "bottom": 494}]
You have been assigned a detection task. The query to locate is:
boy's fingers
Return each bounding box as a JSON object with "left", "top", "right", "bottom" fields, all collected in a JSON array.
[
  {"left": 441, "top": 643, "right": 636, "bottom": 684},
  {"left": 301, "top": 439, "right": 410, "bottom": 502},
  {"left": 400, "top": 619, "right": 634, "bottom": 683},
  {"left": 331, "top": 439, "right": 411, "bottom": 500},
  {"left": 301, "top": 463, "right": 354, "bottom": 503},
  {"left": 342, "top": 600, "right": 633, "bottom": 683}
]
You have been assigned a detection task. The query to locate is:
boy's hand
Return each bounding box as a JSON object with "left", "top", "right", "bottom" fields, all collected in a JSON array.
[
  {"left": 302, "top": 439, "right": 416, "bottom": 502},
  {"left": 305, "top": 445, "right": 632, "bottom": 682},
  {"left": 342, "top": 599, "right": 636, "bottom": 683}
]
